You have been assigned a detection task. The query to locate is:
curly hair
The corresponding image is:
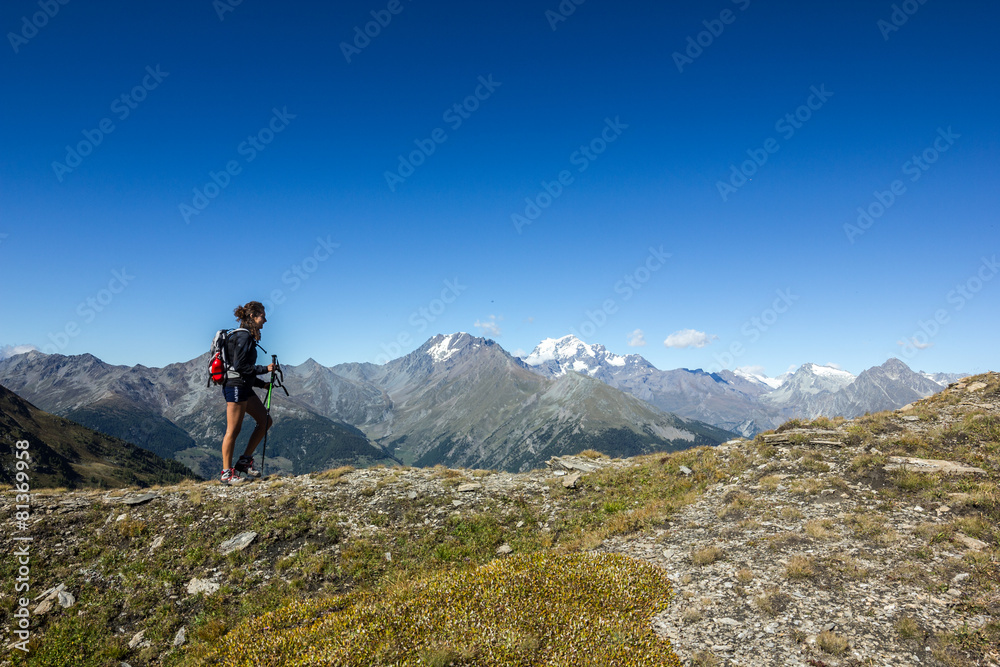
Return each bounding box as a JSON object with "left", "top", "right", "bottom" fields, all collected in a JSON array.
[{"left": 234, "top": 301, "right": 266, "bottom": 340}]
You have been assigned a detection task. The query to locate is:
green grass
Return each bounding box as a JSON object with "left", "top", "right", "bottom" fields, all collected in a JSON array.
[
  {"left": 896, "top": 616, "right": 921, "bottom": 640},
  {"left": 3, "top": 445, "right": 749, "bottom": 667}
]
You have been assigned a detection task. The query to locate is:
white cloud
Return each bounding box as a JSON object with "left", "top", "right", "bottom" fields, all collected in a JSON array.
[
  {"left": 0, "top": 344, "right": 38, "bottom": 361},
  {"left": 898, "top": 337, "right": 933, "bottom": 350},
  {"left": 474, "top": 315, "right": 502, "bottom": 337},
  {"left": 627, "top": 329, "right": 647, "bottom": 347},
  {"left": 825, "top": 362, "right": 842, "bottom": 369},
  {"left": 512, "top": 348, "right": 527, "bottom": 358},
  {"left": 736, "top": 365, "right": 767, "bottom": 376},
  {"left": 663, "top": 329, "right": 717, "bottom": 349}
]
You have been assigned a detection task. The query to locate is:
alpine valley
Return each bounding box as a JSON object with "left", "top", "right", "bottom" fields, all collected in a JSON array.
[{"left": 0, "top": 333, "right": 962, "bottom": 481}]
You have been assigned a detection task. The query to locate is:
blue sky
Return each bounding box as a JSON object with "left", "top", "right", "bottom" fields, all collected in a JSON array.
[{"left": 1, "top": 0, "right": 997, "bottom": 377}]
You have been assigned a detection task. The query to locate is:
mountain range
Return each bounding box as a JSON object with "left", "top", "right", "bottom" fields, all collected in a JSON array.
[
  {"left": 521, "top": 336, "right": 963, "bottom": 437},
  {"left": 0, "top": 333, "right": 964, "bottom": 478},
  {"left": 0, "top": 333, "right": 733, "bottom": 477}
]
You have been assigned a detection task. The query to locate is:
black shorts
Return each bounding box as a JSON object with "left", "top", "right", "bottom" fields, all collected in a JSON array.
[{"left": 223, "top": 385, "right": 256, "bottom": 403}]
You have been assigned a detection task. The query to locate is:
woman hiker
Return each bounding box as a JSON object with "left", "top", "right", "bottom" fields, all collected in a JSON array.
[{"left": 219, "top": 300, "right": 276, "bottom": 485}]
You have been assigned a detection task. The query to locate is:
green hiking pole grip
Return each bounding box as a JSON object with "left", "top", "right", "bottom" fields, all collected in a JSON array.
[{"left": 261, "top": 354, "right": 277, "bottom": 479}]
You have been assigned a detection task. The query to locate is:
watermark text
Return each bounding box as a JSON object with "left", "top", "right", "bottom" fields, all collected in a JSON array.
[
  {"left": 673, "top": 0, "right": 751, "bottom": 73},
  {"left": 878, "top": 0, "right": 930, "bottom": 41},
  {"left": 341, "top": 0, "right": 414, "bottom": 63},
  {"left": 570, "top": 246, "right": 670, "bottom": 340},
  {"left": 10, "top": 439, "right": 32, "bottom": 653},
  {"left": 710, "top": 288, "right": 799, "bottom": 371},
  {"left": 512, "top": 117, "right": 627, "bottom": 233},
  {"left": 844, "top": 126, "right": 958, "bottom": 244},
  {"left": 385, "top": 76, "right": 501, "bottom": 192},
  {"left": 179, "top": 107, "right": 296, "bottom": 224},
  {"left": 717, "top": 85, "right": 832, "bottom": 201},
  {"left": 52, "top": 66, "right": 169, "bottom": 182},
  {"left": 7, "top": 0, "right": 71, "bottom": 54},
  {"left": 375, "top": 278, "right": 467, "bottom": 363},
  {"left": 42, "top": 268, "right": 134, "bottom": 354}
]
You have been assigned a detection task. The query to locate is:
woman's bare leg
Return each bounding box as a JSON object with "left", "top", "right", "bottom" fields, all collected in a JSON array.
[
  {"left": 221, "top": 400, "right": 247, "bottom": 470},
  {"left": 242, "top": 391, "right": 273, "bottom": 458}
]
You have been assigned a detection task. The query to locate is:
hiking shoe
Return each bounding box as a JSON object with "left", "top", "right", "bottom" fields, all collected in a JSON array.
[
  {"left": 235, "top": 456, "right": 261, "bottom": 478},
  {"left": 220, "top": 468, "right": 244, "bottom": 485}
]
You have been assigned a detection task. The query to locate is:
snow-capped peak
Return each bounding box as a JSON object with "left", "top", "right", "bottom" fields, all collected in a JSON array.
[
  {"left": 524, "top": 335, "right": 594, "bottom": 365},
  {"left": 523, "top": 335, "right": 648, "bottom": 377},
  {"left": 733, "top": 367, "right": 784, "bottom": 389},
  {"left": 426, "top": 333, "right": 467, "bottom": 363}
]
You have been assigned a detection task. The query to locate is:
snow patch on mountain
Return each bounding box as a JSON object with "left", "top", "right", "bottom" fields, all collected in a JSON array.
[
  {"left": 734, "top": 367, "right": 784, "bottom": 390},
  {"left": 922, "top": 373, "right": 946, "bottom": 387},
  {"left": 810, "top": 364, "right": 856, "bottom": 381},
  {"left": 427, "top": 333, "right": 465, "bottom": 363}
]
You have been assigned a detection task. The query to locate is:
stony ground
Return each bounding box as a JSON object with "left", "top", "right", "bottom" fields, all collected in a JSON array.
[
  {"left": 599, "top": 377, "right": 1000, "bottom": 667},
  {"left": 1, "top": 376, "right": 997, "bottom": 666},
  {"left": 601, "top": 457, "right": 994, "bottom": 667}
]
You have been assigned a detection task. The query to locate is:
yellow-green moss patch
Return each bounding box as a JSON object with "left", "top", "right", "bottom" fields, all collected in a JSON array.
[{"left": 203, "top": 552, "right": 682, "bottom": 667}]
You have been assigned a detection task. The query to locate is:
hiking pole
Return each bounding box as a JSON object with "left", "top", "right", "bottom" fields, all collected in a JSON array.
[{"left": 260, "top": 354, "right": 288, "bottom": 479}]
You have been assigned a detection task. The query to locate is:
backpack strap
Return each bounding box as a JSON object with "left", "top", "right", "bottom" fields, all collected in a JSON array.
[
  {"left": 221, "top": 329, "right": 266, "bottom": 379},
  {"left": 208, "top": 327, "right": 265, "bottom": 388},
  {"left": 221, "top": 328, "right": 250, "bottom": 369}
]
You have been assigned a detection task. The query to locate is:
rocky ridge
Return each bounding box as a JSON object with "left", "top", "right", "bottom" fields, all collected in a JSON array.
[
  {"left": 1, "top": 375, "right": 997, "bottom": 666},
  {"left": 602, "top": 375, "right": 1000, "bottom": 666}
]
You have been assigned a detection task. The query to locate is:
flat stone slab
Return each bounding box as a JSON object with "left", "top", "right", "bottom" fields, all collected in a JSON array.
[
  {"left": 456, "top": 483, "right": 482, "bottom": 493},
  {"left": 58, "top": 499, "right": 92, "bottom": 510},
  {"left": 761, "top": 430, "right": 844, "bottom": 446},
  {"left": 548, "top": 457, "right": 599, "bottom": 473},
  {"left": 884, "top": 457, "right": 986, "bottom": 476},
  {"left": 120, "top": 492, "right": 159, "bottom": 506},
  {"left": 218, "top": 531, "right": 257, "bottom": 555}
]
